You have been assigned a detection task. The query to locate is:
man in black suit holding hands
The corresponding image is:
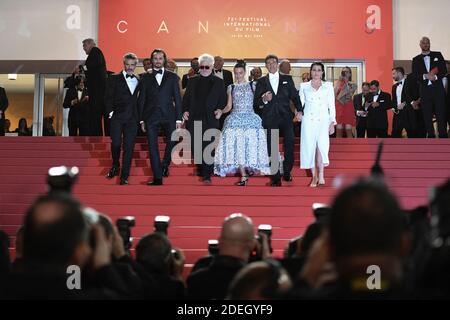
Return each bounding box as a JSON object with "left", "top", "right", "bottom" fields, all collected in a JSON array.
[
  {"left": 82, "top": 38, "right": 107, "bottom": 136},
  {"left": 0, "top": 86, "right": 9, "bottom": 136},
  {"left": 411, "top": 37, "right": 448, "bottom": 138},
  {"left": 62, "top": 78, "right": 90, "bottom": 136},
  {"left": 353, "top": 82, "right": 370, "bottom": 138},
  {"left": 253, "top": 54, "right": 302, "bottom": 187},
  {"left": 139, "top": 49, "right": 183, "bottom": 186},
  {"left": 366, "top": 80, "right": 391, "bottom": 138},
  {"left": 182, "top": 53, "right": 227, "bottom": 184},
  {"left": 105, "top": 53, "right": 140, "bottom": 185}
]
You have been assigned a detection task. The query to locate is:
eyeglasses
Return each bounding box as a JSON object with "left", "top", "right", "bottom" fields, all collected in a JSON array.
[{"left": 199, "top": 66, "right": 211, "bottom": 70}]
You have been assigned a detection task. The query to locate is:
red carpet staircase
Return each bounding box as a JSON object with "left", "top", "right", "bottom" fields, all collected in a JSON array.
[{"left": 1, "top": 137, "right": 450, "bottom": 273}]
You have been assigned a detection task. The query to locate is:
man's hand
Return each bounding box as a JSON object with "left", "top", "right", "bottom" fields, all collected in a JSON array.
[
  {"left": 294, "top": 111, "right": 302, "bottom": 122},
  {"left": 83, "top": 95, "right": 89, "bottom": 102},
  {"left": 71, "top": 99, "right": 78, "bottom": 106},
  {"left": 111, "top": 226, "right": 126, "bottom": 260},
  {"left": 411, "top": 100, "right": 420, "bottom": 110},
  {"left": 91, "top": 224, "right": 112, "bottom": 270},
  {"left": 398, "top": 102, "right": 406, "bottom": 110},
  {"left": 183, "top": 111, "right": 190, "bottom": 121},
  {"left": 371, "top": 101, "right": 380, "bottom": 108},
  {"left": 262, "top": 91, "right": 273, "bottom": 103},
  {"left": 140, "top": 122, "right": 146, "bottom": 133},
  {"left": 214, "top": 109, "right": 222, "bottom": 120}
]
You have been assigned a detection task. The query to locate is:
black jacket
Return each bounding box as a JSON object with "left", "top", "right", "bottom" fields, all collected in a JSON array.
[
  {"left": 367, "top": 90, "right": 392, "bottom": 129},
  {"left": 182, "top": 74, "right": 227, "bottom": 129},
  {"left": 253, "top": 73, "right": 302, "bottom": 124},
  {"left": 138, "top": 70, "right": 182, "bottom": 122},
  {"left": 104, "top": 73, "right": 141, "bottom": 121},
  {"left": 85, "top": 46, "right": 107, "bottom": 94},
  {"left": 411, "top": 51, "right": 447, "bottom": 89},
  {"left": 186, "top": 255, "right": 246, "bottom": 300}
]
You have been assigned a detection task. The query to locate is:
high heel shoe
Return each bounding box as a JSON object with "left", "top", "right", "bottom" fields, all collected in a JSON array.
[
  {"left": 309, "top": 177, "right": 319, "bottom": 188},
  {"left": 236, "top": 176, "right": 249, "bottom": 186},
  {"left": 318, "top": 178, "right": 325, "bottom": 186}
]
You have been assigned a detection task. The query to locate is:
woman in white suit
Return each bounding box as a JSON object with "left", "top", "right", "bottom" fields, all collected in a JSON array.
[{"left": 299, "top": 62, "right": 336, "bottom": 187}]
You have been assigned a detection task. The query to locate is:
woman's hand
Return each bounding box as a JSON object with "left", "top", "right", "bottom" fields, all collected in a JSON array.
[{"left": 329, "top": 123, "right": 335, "bottom": 135}]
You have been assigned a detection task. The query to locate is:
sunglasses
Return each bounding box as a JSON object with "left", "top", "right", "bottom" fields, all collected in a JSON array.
[{"left": 199, "top": 66, "right": 211, "bottom": 70}]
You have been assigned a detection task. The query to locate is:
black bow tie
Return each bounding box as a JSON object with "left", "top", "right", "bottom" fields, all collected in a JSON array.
[
  {"left": 422, "top": 53, "right": 430, "bottom": 57},
  {"left": 215, "top": 69, "right": 222, "bottom": 73},
  {"left": 78, "top": 88, "right": 83, "bottom": 92},
  {"left": 153, "top": 69, "right": 163, "bottom": 75},
  {"left": 126, "top": 74, "right": 135, "bottom": 79}
]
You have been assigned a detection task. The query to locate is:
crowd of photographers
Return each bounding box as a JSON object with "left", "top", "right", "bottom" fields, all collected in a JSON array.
[{"left": 0, "top": 167, "right": 449, "bottom": 299}]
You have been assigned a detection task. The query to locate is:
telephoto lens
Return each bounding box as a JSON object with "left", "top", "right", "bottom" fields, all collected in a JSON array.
[
  {"left": 116, "top": 216, "right": 136, "bottom": 251},
  {"left": 154, "top": 215, "right": 171, "bottom": 235},
  {"left": 47, "top": 166, "right": 79, "bottom": 194}
]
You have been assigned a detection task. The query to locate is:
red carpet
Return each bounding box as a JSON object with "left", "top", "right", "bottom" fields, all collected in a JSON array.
[{"left": 1, "top": 137, "right": 450, "bottom": 273}]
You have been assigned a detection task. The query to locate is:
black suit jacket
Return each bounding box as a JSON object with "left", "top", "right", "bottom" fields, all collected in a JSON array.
[
  {"left": 411, "top": 51, "right": 447, "bottom": 89},
  {"left": 214, "top": 69, "right": 233, "bottom": 89},
  {"left": 104, "top": 73, "right": 140, "bottom": 121},
  {"left": 63, "top": 87, "right": 89, "bottom": 118},
  {"left": 353, "top": 93, "right": 368, "bottom": 126},
  {"left": 367, "top": 90, "right": 391, "bottom": 129},
  {"left": 181, "top": 73, "right": 199, "bottom": 89},
  {"left": 138, "top": 70, "right": 182, "bottom": 122},
  {"left": 182, "top": 75, "right": 227, "bottom": 129},
  {"left": 0, "top": 87, "right": 8, "bottom": 113},
  {"left": 253, "top": 74, "right": 302, "bottom": 124},
  {"left": 85, "top": 47, "right": 107, "bottom": 94}
]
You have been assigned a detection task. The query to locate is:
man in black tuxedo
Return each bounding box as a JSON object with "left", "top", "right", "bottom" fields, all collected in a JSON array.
[
  {"left": 104, "top": 53, "right": 141, "bottom": 185},
  {"left": 411, "top": 37, "right": 448, "bottom": 138},
  {"left": 391, "top": 67, "right": 421, "bottom": 138},
  {"left": 214, "top": 56, "right": 233, "bottom": 130},
  {"left": 353, "top": 82, "right": 370, "bottom": 138},
  {"left": 366, "top": 80, "right": 391, "bottom": 138},
  {"left": 83, "top": 38, "right": 107, "bottom": 136},
  {"left": 63, "top": 78, "right": 90, "bottom": 136},
  {"left": 181, "top": 57, "right": 199, "bottom": 90},
  {"left": 0, "top": 86, "right": 9, "bottom": 136},
  {"left": 182, "top": 53, "right": 227, "bottom": 184},
  {"left": 138, "top": 49, "right": 183, "bottom": 186},
  {"left": 253, "top": 54, "right": 302, "bottom": 187}
]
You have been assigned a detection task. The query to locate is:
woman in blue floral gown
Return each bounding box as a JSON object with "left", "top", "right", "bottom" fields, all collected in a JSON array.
[{"left": 214, "top": 60, "right": 270, "bottom": 185}]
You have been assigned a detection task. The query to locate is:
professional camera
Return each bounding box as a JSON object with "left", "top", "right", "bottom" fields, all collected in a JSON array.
[
  {"left": 116, "top": 216, "right": 135, "bottom": 252},
  {"left": 154, "top": 215, "right": 170, "bottom": 235},
  {"left": 47, "top": 166, "right": 79, "bottom": 194},
  {"left": 312, "top": 203, "right": 331, "bottom": 223},
  {"left": 208, "top": 239, "right": 219, "bottom": 256}
]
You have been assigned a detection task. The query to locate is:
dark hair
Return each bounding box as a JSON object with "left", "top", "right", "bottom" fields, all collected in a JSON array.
[
  {"left": 98, "top": 215, "right": 114, "bottom": 239},
  {"left": 136, "top": 232, "right": 172, "bottom": 274},
  {"left": 142, "top": 58, "right": 152, "bottom": 64},
  {"left": 392, "top": 67, "right": 405, "bottom": 75},
  {"left": 265, "top": 54, "right": 279, "bottom": 64},
  {"left": 362, "top": 82, "right": 370, "bottom": 88},
  {"left": 23, "top": 194, "right": 88, "bottom": 265},
  {"left": 330, "top": 179, "right": 405, "bottom": 258},
  {"left": 150, "top": 48, "right": 168, "bottom": 67},
  {"left": 234, "top": 59, "right": 246, "bottom": 70},
  {"left": 342, "top": 66, "right": 352, "bottom": 81},
  {"left": 370, "top": 80, "right": 380, "bottom": 87},
  {"left": 310, "top": 62, "right": 326, "bottom": 80},
  {"left": 18, "top": 118, "right": 28, "bottom": 129}
]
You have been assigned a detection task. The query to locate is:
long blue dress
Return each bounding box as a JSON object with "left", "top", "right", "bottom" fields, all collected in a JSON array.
[{"left": 214, "top": 82, "right": 270, "bottom": 177}]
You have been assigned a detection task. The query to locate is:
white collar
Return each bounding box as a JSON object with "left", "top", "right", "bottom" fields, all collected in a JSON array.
[{"left": 269, "top": 71, "right": 279, "bottom": 78}]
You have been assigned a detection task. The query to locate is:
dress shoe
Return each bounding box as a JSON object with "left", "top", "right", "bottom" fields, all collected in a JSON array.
[
  {"left": 271, "top": 179, "right": 282, "bottom": 187},
  {"left": 106, "top": 166, "right": 120, "bottom": 179},
  {"left": 283, "top": 174, "right": 293, "bottom": 182},
  {"left": 147, "top": 178, "right": 163, "bottom": 186},
  {"left": 120, "top": 178, "right": 129, "bottom": 185},
  {"left": 202, "top": 177, "right": 212, "bottom": 185},
  {"left": 162, "top": 166, "right": 169, "bottom": 177}
]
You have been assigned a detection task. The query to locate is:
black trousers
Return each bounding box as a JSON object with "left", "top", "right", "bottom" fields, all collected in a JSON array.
[
  {"left": 145, "top": 114, "right": 176, "bottom": 180},
  {"left": 109, "top": 117, "right": 138, "bottom": 179},
  {"left": 188, "top": 119, "right": 216, "bottom": 179},
  {"left": 68, "top": 109, "right": 90, "bottom": 136},
  {"left": 367, "top": 127, "right": 387, "bottom": 138},
  {"left": 421, "top": 84, "right": 448, "bottom": 138},
  {"left": 0, "top": 117, "right": 4, "bottom": 136},
  {"left": 264, "top": 116, "right": 295, "bottom": 182},
  {"left": 356, "top": 117, "right": 368, "bottom": 138},
  {"left": 88, "top": 90, "right": 106, "bottom": 136}
]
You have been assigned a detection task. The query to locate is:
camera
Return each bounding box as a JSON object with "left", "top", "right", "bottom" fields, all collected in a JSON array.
[
  {"left": 47, "top": 166, "right": 79, "bottom": 194},
  {"left": 208, "top": 239, "right": 219, "bottom": 256},
  {"left": 258, "top": 224, "right": 273, "bottom": 254},
  {"left": 116, "top": 216, "right": 135, "bottom": 251},
  {"left": 312, "top": 203, "right": 331, "bottom": 223},
  {"left": 154, "top": 215, "right": 170, "bottom": 235}
]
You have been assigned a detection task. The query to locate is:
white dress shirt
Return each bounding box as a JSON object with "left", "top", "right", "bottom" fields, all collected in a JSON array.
[
  {"left": 77, "top": 90, "right": 82, "bottom": 101},
  {"left": 373, "top": 90, "right": 380, "bottom": 102},
  {"left": 422, "top": 54, "right": 437, "bottom": 85},
  {"left": 396, "top": 79, "right": 405, "bottom": 108},
  {"left": 123, "top": 70, "right": 138, "bottom": 94},
  {"left": 269, "top": 72, "right": 279, "bottom": 95},
  {"left": 154, "top": 68, "right": 164, "bottom": 86}
]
